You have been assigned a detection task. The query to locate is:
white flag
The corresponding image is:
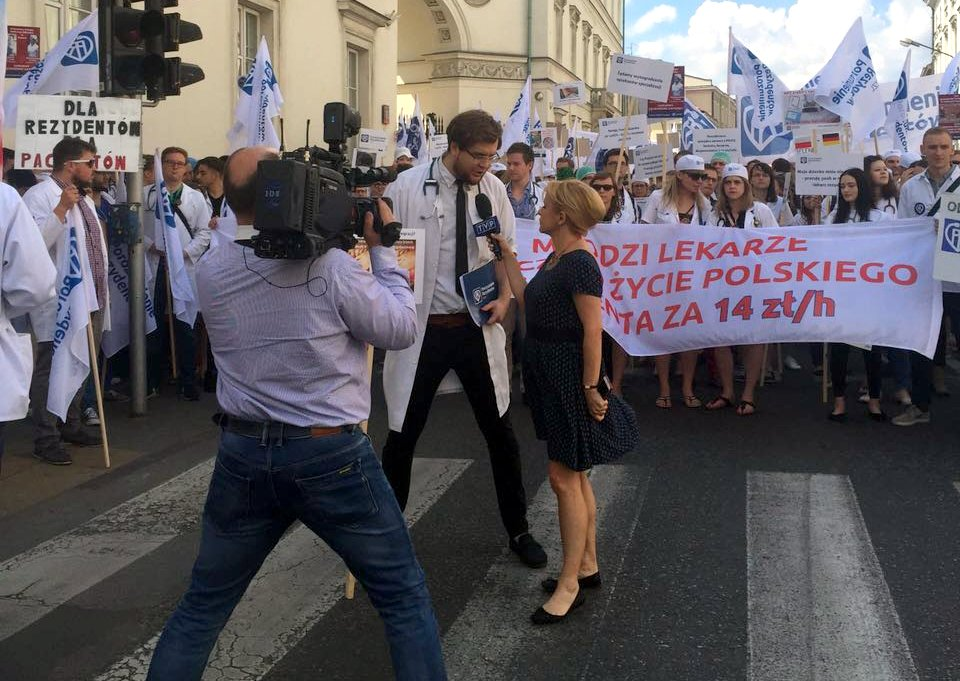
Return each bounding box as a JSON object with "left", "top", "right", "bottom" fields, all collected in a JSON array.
[
  {"left": 100, "top": 235, "right": 158, "bottom": 358},
  {"left": 682, "top": 99, "right": 716, "bottom": 152},
  {"left": 47, "top": 223, "right": 96, "bottom": 420},
  {"left": 941, "top": 52, "right": 960, "bottom": 96},
  {"left": 407, "top": 95, "right": 428, "bottom": 166},
  {"left": 154, "top": 151, "right": 198, "bottom": 327},
  {"left": 2, "top": 13, "right": 99, "bottom": 126},
  {"left": 809, "top": 18, "right": 885, "bottom": 140},
  {"left": 883, "top": 51, "right": 912, "bottom": 154},
  {"left": 728, "top": 33, "right": 793, "bottom": 158},
  {"left": 227, "top": 36, "right": 284, "bottom": 151},
  {"left": 501, "top": 76, "right": 532, "bottom": 153}
]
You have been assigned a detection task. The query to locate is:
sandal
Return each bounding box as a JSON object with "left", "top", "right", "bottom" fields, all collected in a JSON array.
[
  {"left": 736, "top": 400, "right": 756, "bottom": 416},
  {"left": 655, "top": 396, "right": 672, "bottom": 409},
  {"left": 682, "top": 395, "right": 703, "bottom": 408},
  {"left": 705, "top": 395, "right": 733, "bottom": 411}
]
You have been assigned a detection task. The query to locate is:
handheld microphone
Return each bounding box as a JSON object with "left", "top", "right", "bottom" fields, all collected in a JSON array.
[{"left": 472, "top": 193, "right": 502, "bottom": 260}]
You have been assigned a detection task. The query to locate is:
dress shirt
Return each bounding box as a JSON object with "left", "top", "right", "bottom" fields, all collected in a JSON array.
[
  {"left": 431, "top": 159, "right": 469, "bottom": 314},
  {"left": 196, "top": 236, "right": 417, "bottom": 427}
]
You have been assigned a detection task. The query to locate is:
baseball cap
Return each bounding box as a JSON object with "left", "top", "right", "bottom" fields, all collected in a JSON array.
[
  {"left": 675, "top": 155, "right": 706, "bottom": 172},
  {"left": 710, "top": 151, "right": 732, "bottom": 164},
  {"left": 721, "top": 163, "right": 749, "bottom": 181},
  {"left": 395, "top": 146, "right": 413, "bottom": 161},
  {"left": 882, "top": 150, "right": 902, "bottom": 161}
]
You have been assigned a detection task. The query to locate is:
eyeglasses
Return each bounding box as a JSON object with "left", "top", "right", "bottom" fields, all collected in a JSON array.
[
  {"left": 462, "top": 149, "right": 499, "bottom": 164},
  {"left": 163, "top": 160, "right": 188, "bottom": 168},
  {"left": 67, "top": 159, "right": 96, "bottom": 166},
  {"left": 592, "top": 184, "right": 616, "bottom": 192}
]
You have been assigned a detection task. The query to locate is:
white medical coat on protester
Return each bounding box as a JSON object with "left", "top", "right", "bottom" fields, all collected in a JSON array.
[
  {"left": 707, "top": 201, "right": 779, "bottom": 228},
  {"left": 22, "top": 176, "right": 111, "bottom": 342},
  {"left": 144, "top": 183, "right": 212, "bottom": 303},
  {"left": 0, "top": 184, "right": 57, "bottom": 420},
  {"left": 382, "top": 161, "right": 515, "bottom": 432}
]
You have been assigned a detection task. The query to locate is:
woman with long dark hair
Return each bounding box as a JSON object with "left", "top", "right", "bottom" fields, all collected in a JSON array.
[
  {"left": 863, "top": 154, "right": 898, "bottom": 215},
  {"left": 589, "top": 172, "right": 622, "bottom": 223},
  {"left": 750, "top": 161, "right": 793, "bottom": 225},
  {"left": 825, "top": 168, "right": 891, "bottom": 422}
]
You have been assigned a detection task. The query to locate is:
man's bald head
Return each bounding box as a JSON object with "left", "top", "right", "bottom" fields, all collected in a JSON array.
[{"left": 224, "top": 145, "right": 280, "bottom": 224}]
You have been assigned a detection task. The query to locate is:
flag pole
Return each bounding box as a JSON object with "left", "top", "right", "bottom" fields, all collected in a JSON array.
[
  {"left": 614, "top": 114, "right": 631, "bottom": 187},
  {"left": 345, "top": 342, "right": 376, "bottom": 600},
  {"left": 164, "top": 263, "right": 178, "bottom": 379},
  {"left": 87, "top": 317, "right": 111, "bottom": 469},
  {"left": 659, "top": 121, "right": 669, "bottom": 188}
]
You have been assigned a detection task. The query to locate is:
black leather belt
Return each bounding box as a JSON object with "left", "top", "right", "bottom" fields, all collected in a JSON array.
[{"left": 213, "top": 413, "right": 359, "bottom": 440}]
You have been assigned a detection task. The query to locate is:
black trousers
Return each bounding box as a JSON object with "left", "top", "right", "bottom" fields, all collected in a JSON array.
[
  {"left": 830, "top": 344, "right": 882, "bottom": 400},
  {"left": 381, "top": 322, "right": 529, "bottom": 539}
]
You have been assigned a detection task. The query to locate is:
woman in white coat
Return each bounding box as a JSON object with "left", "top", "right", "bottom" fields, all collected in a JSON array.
[
  {"left": 641, "top": 154, "right": 710, "bottom": 409},
  {"left": 0, "top": 184, "right": 57, "bottom": 462},
  {"left": 705, "top": 163, "right": 778, "bottom": 416}
]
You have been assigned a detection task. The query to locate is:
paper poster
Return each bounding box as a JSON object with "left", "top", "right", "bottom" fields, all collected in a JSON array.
[
  {"left": 794, "top": 152, "right": 863, "bottom": 195},
  {"left": 633, "top": 143, "right": 674, "bottom": 180},
  {"left": 553, "top": 81, "right": 587, "bottom": 106},
  {"left": 596, "top": 115, "right": 649, "bottom": 148},
  {"left": 939, "top": 94, "right": 960, "bottom": 140},
  {"left": 606, "top": 54, "right": 675, "bottom": 102},
  {"left": 784, "top": 89, "right": 843, "bottom": 129},
  {"left": 7, "top": 26, "right": 40, "bottom": 78},
  {"left": 691, "top": 128, "right": 740, "bottom": 161},
  {"left": 357, "top": 128, "right": 389, "bottom": 153},
  {"left": 934, "top": 192, "right": 960, "bottom": 283},
  {"left": 647, "top": 66, "right": 685, "bottom": 119}
]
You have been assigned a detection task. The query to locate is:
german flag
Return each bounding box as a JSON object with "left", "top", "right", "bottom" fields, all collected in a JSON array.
[{"left": 822, "top": 132, "right": 841, "bottom": 146}]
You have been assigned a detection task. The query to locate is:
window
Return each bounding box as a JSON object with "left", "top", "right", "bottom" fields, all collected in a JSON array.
[
  {"left": 346, "top": 47, "right": 360, "bottom": 110},
  {"left": 345, "top": 44, "right": 370, "bottom": 118},
  {"left": 44, "top": 0, "right": 92, "bottom": 47},
  {"left": 238, "top": 5, "right": 261, "bottom": 77}
]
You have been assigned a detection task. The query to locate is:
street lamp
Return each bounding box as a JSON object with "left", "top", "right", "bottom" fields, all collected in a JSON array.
[{"left": 900, "top": 38, "right": 952, "bottom": 58}]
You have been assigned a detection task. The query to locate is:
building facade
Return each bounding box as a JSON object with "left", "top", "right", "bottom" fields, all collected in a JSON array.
[
  {"left": 930, "top": 0, "right": 959, "bottom": 74},
  {"left": 4, "top": 1, "right": 400, "bottom": 158}
]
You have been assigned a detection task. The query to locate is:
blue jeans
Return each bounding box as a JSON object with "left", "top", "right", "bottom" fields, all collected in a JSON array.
[{"left": 147, "top": 428, "right": 446, "bottom": 681}]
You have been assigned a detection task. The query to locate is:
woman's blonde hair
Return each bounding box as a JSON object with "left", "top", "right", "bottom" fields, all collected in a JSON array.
[
  {"left": 660, "top": 171, "right": 708, "bottom": 216},
  {"left": 544, "top": 180, "right": 607, "bottom": 236}
]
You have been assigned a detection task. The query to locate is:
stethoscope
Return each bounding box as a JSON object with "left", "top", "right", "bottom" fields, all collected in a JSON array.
[{"left": 419, "top": 159, "right": 443, "bottom": 221}]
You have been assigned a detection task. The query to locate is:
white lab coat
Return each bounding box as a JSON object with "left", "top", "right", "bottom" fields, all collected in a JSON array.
[
  {"left": 382, "top": 159, "right": 514, "bottom": 432},
  {"left": 144, "top": 183, "right": 212, "bottom": 297},
  {"left": 22, "top": 176, "right": 111, "bottom": 342},
  {"left": 0, "top": 184, "right": 57, "bottom": 420},
  {"left": 707, "top": 201, "right": 779, "bottom": 228}
]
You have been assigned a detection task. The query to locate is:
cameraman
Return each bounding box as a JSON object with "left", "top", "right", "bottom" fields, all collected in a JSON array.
[{"left": 146, "top": 146, "right": 446, "bottom": 681}]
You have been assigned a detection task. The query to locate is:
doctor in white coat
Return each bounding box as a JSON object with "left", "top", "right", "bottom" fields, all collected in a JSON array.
[
  {"left": 22, "top": 136, "right": 111, "bottom": 464},
  {"left": 0, "top": 183, "right": 57, "bottom": 462},
  {"left": 381, "top": 110, "right": 546, "bottom": 567},
  {"left": 145, "top": 146, "right": 212, "bottom": 399}
]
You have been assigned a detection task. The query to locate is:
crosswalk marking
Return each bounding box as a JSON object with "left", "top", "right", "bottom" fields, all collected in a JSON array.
[
  {"left": 0, "top": 460, "right": 214, "bottom": 641},
  {"left": 442, "top": 465, "right": 650, "bottom": 681},
  {"left": 94, "top": 457, "right": 472, "bottom": 681},
  {"left": 746, "top": 472, "right": 918, "bottom": 681}
]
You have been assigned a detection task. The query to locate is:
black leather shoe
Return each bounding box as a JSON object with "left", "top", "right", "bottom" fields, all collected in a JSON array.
[
  {"left": 509, "top": 533, "right": 547, "bottom": 568},
  {"left": 541, "top": 572, "right": 602, "bottom": 594},
  {"left": 827, "top": 412, "right": 847, "bottom": 423},
  {"left": 61, "top": 427, "right": 102, "bottom": 446},
  {"left": 530, "top": 589, "right": 586, "bottom": 625},
  {"left": 868, "top": 410, "right": 888, "bottom": 422},
  {"left": 181, "top": 385, "right": 200, "bottom": 401},
  {"left": 33, "top": 446, "right": 72, "bottom": 465}
]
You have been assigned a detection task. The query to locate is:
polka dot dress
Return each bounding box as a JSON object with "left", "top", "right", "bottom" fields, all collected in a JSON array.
[{"left": 523, "top": 249, "right": 639, "bottom": 471}]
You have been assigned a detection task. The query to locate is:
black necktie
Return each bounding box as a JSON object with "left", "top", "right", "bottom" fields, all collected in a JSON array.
[{"left": 455, "top": 180, "right": 468, "bottom": 296}]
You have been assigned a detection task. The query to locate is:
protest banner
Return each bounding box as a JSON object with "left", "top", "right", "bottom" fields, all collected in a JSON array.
[
  {"left": 794, "top": 151, "right": 862, "bottom": 195},
  {"left": 514, "top": 218, "right": 941, "bottom": 358},
  {"left": 869, "top": 75, "right": 939, "bottom": 150},
  {"left": 552, "top": 80, "right": 587, "bottom": 106},
  {"left": 606, "top": 54, "right": 674, "bottom": 102},
  {"left": 357, "top": 128, "right": 389, "bottom": 153},
  {"left": 939, "top": 94, "right": 960, "bottom": 140},
  {"left": 935, "top": 192, "right": 960, "bottom": 284},
  {"left": 633, "top": 143, "right": 673, "bottom": 180},
  {"left": 691, "top": 128, "right": 739, "bottom": 161},
  {"left": 15, "top": 94, "right": 141, "bottom": 172},
  {"left": 6, "top": 26, "right": 40, "bottom": 78},
  {"left": 647, "top": 66, "right": 685, "bottom": 119},
  {"left": 596, "top": 114, "right": 649, "bottom": 147}
]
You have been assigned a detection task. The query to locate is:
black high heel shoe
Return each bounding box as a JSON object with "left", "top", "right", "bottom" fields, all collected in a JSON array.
[
  {"left": 531, "top": 589, "right": 586, "bottom": 625},
  {"left": 541, "top": 572, "right": 602, "bottom": 593}
]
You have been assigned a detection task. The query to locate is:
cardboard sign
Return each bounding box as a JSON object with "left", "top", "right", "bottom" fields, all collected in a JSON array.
[
  {"left": 633, "top": 143, "right": 674, "bottom": 180},
  {"left": 357, "top": 128, "right": 389, "bottom": 153},
  {"left": 935, "top": 192, "right": 960, "bottom": 283},
  {"left": 596, "top": 115, "right": 649, "bottom": 148},
  {"left": 939, "top": 94, "right": 960, "bottom": 140},
  {"left": 7, "top": 26, "right": 40, "bottom": 78},
  {"left": 606, "top": 54, "right": 675, "bottom": 102},
  {"left": 691, "top": 128, "right": 739, "bottom": 161},
  {"left": 16, "top": 95, "right": 142, "bottom": 172},
  {"left": 647, "top": 66, "right": 685, "bottom": 119},
  {"left": 795, "top": 152, "right": 862, "bottom": 195},
  {"left": 553, "top": 81, "right": 587, "bottom": 106}
]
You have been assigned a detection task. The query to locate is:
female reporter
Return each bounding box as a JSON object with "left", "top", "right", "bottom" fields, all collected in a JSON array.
[
  {"left": 490, "top": 181, "right": 638, "bottom": 625},
  {"left": 825, "top": 168, "right": 891, "bottom": 422},
  {"left": 705, "top": 164, "right": 778, "bottom": 416},
  {"left": 641, "top": 155, "right": 710, "bottom": 409}
]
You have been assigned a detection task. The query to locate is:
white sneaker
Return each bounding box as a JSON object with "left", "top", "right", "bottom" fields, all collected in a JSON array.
[
  {"left": 82, "top": 406, "right": 100, "bottom": 426},
  {"left": 784, "top": 355, "right": 802, "bottom": 371}
]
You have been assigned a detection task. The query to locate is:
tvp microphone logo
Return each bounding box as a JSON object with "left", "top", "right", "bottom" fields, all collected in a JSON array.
[{"left": 61, "top": 31, "right": 97, "bottom": 66}]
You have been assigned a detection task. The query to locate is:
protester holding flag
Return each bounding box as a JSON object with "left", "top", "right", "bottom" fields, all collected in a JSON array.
[
  {"left": 823, "top": 168, "right": 891, "bottom": 423},
  {"left": 0, "top": 183, "right": 56, "bottom": 463},
  {"left": 641, "top": 155, "right": 710, "bottom": 409},
  {"left": 749, "top": 162, "right": 793, "bottom": 226},
  {"left": 227, "top": 37, "right": 283, "bottom": 151},
  {"left": 864, "top": 155, "right": 898, "bottom": 215},
  {"left": 23, "top": 137, "right": 108, "bottom": 465}
]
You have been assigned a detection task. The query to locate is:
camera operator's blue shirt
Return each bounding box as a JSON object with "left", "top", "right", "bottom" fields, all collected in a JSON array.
[{"left": 195, "top": 234, "right": 416, "bottom": 427}]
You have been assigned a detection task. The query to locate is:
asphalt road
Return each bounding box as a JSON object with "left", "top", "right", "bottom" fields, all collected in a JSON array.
[{"left": 1, "top": 354, "right": 959, "bottom": 681}]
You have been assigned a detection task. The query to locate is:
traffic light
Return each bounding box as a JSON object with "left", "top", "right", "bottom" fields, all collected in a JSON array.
[{"left": 99, "top": 0, "right": 204, "bottom": 100}]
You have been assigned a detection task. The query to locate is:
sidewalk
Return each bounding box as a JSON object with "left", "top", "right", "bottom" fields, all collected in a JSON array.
[{"left": 0, "top": 387, "right": 220, "bottom": 519}]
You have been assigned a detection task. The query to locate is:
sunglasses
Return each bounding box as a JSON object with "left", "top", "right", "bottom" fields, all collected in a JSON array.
[
  {"left": 592, "top": 184, "right": 616, "bottom": 191},
  {"left": 683, "top": 172, "right": 706, "bottom": 181}
]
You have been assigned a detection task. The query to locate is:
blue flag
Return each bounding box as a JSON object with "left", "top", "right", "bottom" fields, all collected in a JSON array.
[{"left": 682, "top": 99, "right": 716, "bottom": 152}]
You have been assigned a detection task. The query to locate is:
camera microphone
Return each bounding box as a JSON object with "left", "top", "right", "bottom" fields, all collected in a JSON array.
[{"left": 472, "top": 193, "right": 502, "bottom": 260}]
